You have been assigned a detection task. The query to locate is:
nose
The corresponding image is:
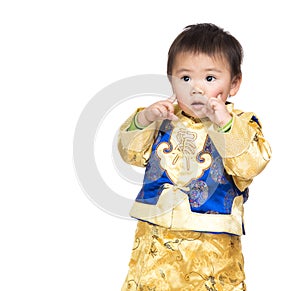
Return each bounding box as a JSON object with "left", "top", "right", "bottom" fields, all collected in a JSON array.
[{"left": 191, "top": 85, "right": 204, "bottom": 95}]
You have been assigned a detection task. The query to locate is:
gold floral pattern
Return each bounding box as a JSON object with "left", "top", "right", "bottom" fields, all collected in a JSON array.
[{"left": 121, "top": 221, "right": 246, "bottom": 291}]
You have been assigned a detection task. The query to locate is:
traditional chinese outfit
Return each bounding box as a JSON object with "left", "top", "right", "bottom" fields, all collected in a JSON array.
[{"left": 118, "top": 103, "right": 271, "bottom": 291}]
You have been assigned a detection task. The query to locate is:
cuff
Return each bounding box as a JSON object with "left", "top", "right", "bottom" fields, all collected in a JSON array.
[
  {"left": 208, "top": 112, "right": 257, "bottom": 158},
  {"left": 217, "top": 118, "right": 233, "bottom": 133},
  {"left": 127, "top": 112, "right": 148, "bottom": 131}
]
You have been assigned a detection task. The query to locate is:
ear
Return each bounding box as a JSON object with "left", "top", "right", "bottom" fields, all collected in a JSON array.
[{"left": 229, "top": 74, "right": 242, "bottom": 97}]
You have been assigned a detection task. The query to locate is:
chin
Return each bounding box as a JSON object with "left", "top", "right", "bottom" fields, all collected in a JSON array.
[
  {"left": 190, "top": 111, "right": 206, "bottom": 119},
  {"left": 179, "top": 104, "right": 206, "bottom": 119}
]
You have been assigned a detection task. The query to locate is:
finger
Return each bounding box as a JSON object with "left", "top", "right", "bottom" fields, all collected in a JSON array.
[
  {"left": 159, "top": 100, "right": 175, "bottom": 115},
  {"left": 167, "top": 112, "right": 179, "bottom": 121},
  {"left": 200, "top": 106, "right": 210, "bottom": 118},
  {"left": 150, "top": 106, "right": 164, "bottom": 118},
  {"left": 167, "top": 93, "right": 177, "bottom": 103},
  {"left": 154, "top": 104, "right": 178, "bottom": 121},
  {"left": 154, "top": 104, "right": 171, "bottom": 118},
  {"left": 208, "top": 98, "right": 219, "bottom": 111},
  {"left": 210, "top": 99, "right": 217, "bottom": 110}
]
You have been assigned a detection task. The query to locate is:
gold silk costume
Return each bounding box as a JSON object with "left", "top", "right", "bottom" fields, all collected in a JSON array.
[
  {"left": 121, "top": 221, "right": 246, "bottom": 291},
  {"left": 118, "top": 103, "right": 271, "bottom": 290}
]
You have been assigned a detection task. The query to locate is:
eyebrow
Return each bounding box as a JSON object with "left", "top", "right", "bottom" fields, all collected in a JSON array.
[
  {"left": 174, "top": 68, "right": 223, "bottom": 74},
  {"left": 205, "top": 68, "right": 223, "bottom": 73},
  {"left": 174, "top": 68, "right": 192, "bottom": 74}
]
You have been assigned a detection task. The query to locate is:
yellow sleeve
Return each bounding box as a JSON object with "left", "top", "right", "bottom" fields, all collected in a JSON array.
[
  {"left": 117, "top": 109, "right": 161, "bottom": 167},
  {"left": 208, "top": 111, "right": 272, "bottom": 191}
]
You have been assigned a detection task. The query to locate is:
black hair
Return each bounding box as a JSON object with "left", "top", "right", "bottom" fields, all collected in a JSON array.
[{"left": 167, "top": 23, "right": 243, "bottom": 78}]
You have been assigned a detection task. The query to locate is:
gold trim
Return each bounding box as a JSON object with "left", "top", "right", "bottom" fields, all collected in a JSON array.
[{"left": 130, "top": 187, "right": 244, "bottom": 236}]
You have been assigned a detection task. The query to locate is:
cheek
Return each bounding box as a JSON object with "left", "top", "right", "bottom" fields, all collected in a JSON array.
[
  {"left": 206, "top": 82, "right": 230, "bottom": 99},
  {"left": 174, "top": 92, "right": 190, "bottom": 112},
  {"left": 206, "top": 86, "right": 222, "bottom": 97},
  {"left": 173, "top": 82, "right": 190, "bottom": 96},
  {"left": 175, "top": 87, "right": 186, "bottom": 97}
]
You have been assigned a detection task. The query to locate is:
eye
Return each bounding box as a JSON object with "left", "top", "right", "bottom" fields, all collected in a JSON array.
[
  {"left": 181, "top": 76, "right": 191, "bottom": 82},
  {"left": 206, "top": 75, "right": 216, "bottom": 82}
]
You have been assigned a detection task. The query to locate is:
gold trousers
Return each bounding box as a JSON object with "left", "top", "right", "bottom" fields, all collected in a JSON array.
[{"left": 121, "top": 221, "right": 246, "bottom": 291}]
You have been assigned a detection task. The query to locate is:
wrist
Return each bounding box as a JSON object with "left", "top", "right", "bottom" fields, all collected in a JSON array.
[
  {"left": 217, "top": 117, "right": 233, "bottom": 133},
  {"left": 136, "top": 111, "right": 152, "bottom": 127},
  {"left": 217, "top": 114, "right": 232, "bottom": 127}
]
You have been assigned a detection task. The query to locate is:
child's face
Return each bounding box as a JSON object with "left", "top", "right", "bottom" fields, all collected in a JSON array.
[{"left": 171, "top": 52, "right": 241, "bottom": 119}]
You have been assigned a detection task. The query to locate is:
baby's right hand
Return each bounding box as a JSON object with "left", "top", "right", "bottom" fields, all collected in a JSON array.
[{"left": 136, "top": 94, "right": 178, "bottom": 127}]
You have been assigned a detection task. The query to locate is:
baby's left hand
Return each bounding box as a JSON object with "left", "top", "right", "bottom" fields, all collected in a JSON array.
[{"left": 201, "top": 94, "right": 232, "bottom": 127}]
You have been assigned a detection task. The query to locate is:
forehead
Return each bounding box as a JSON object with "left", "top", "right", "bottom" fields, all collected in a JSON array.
[{"left": 172, "top": 51, "right": 230, "bottom": 73}]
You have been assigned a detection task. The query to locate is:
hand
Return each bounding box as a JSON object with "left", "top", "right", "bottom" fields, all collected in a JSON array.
[
  {"left": 137, "top": 94, "right": 179, "bottom": 127},
  {"left": 201, "top": 94, "right": 232, "bottom": 127}
]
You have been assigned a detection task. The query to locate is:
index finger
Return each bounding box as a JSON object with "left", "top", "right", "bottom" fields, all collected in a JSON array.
[{"left": 167, "top": 93, "right": 177, "bottom": 103}]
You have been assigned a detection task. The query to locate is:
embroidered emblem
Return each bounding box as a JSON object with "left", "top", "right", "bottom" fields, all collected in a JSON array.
[
  {"left": 156, "top": 124, "right": 212, "bottom": 186},
  {"left": 173, "top": 129, "right": 197, "bottom": 170}
]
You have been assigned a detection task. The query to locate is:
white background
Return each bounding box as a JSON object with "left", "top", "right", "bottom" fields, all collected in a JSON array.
[{"left": 0, "top": 0, "right": 299, "bottom": 290}]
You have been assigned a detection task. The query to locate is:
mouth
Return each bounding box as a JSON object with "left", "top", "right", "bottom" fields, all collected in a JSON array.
[
  {"left": 190, "top": 102, "right": 205, "bottom": 110},
  {"left": 190, "top": 95, "right": 208, "bottom": 107},
  {"left": 191, "top": 102, "right": 205, "bottom": 106}
]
